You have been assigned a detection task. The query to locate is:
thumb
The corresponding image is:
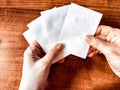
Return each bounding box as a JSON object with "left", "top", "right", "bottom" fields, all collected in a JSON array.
[
  {"left": 40, "top": 43, "right": 64, "bottom": 65},
  {"left": 84, "top": 35, "right": 110, "bottom": 54}
]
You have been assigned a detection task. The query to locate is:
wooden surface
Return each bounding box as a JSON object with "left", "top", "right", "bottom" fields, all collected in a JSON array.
[{"left": 0, "top": 0, "right": 120, "bottom": 90}]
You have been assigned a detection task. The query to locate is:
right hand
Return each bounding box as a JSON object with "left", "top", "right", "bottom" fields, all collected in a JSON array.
[{"left": 85, "top": 25, "right": 120, "bottom": 77}]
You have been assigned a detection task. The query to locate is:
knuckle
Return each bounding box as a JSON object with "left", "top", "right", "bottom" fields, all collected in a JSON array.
[
  {"left": 91, "top": 37, "right": 101, "bottom": 48},
  {"left": 49, "top": 49, "right": 58, "bottom": 58}
]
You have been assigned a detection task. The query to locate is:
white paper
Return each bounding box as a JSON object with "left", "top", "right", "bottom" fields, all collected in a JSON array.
[
  {"left": 23, "top": 19, "right": 68, "bottom": 63},
  {"left": 27, "top": 17, "right": 41, "bottom": 29},
  {"left": 23, "top": 3, "right": 103, "bottom": 63},
  {"left": 41, "top": 7, "right": 56, "bottom": 15},
  {"left": 23, "top": 18, "right": 50, "bottom": 53},
  {"left": 27, "top": 7, "right": 56, "bottom": 28},
  {"left": 24, "top": 6, "right": 70, "bottom": 63},
  {"left": 23, "top": 28, "right": 65, "bottom": 63},
  {"left": 58, "top": 3, "right": 103, "bottom": 59},
  {"left": 41, "top": 5, "right": 69, "bottom": 49}
]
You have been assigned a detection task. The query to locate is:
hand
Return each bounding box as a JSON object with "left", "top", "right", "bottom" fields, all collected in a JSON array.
[
  {"left": 19, "top": 41, "right": 64, "bottom": 90},
  {"left": 85, "top": 25, "right": 120, "bottom": 77}
]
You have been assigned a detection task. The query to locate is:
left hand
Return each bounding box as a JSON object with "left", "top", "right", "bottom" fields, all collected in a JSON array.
[{"left": 19, "top": 41, "right": 64, "bottom": 90}]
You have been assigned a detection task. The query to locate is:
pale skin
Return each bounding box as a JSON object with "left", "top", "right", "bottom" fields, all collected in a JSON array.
[
  {"left": 19, "top": 42, "right": 64, "bottom": 90},
  {"left": 19, "top": 25, "right": 120, "bottom": 90},
  {"left": 85, "top": 25, "right": 120, "bottom": 77}
]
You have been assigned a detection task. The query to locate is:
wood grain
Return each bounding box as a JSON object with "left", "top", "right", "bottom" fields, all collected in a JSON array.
[{"left": 0, "top": 0, "right": 120, "bottom": 90}]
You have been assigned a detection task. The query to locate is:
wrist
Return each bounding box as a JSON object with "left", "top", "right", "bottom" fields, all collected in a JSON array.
[{"left": 19, "top": 76, "right": 41, "bottom": 90}]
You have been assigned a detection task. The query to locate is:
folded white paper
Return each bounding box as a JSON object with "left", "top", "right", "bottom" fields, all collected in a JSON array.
[
  {"left": 59, "top": 3, "right": 102, "bottom": 59},
  {"left": 41, "top": 5, "right": 69, "bottom": 49},
  {"left": 23, "top": 3, "right": 103, "bottom": 63},
  {"left": 27, "top": 7, "right": 56, "bottom": 28},
  {"left": 23, "top": 17, "right": 50, "bottom": 53},
  {"left": 41, "top": 7, "right": 56, "bottom": 15},
  {"left": 24, "top": 5, "right": 70, "bottom": 63}
]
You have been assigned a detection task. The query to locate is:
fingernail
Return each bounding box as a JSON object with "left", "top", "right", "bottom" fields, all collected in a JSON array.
[
  {"left": 56, "top": 43, "right": 64, "bottom": 50},
  {"left": 84, "top": 35, "right": 92, "bottom": 43}
]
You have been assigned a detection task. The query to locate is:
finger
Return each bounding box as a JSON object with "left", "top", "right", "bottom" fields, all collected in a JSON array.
[
  {"left": 57, "top": 59, "right": 65, "bottom": 63},
  {"left": 88, "top": 47, "right": 96, "bottom": 54},
  {"left": 88, "top": 47, "right": 93, "bottom": 54},
  {"left": 96, "top": 35, "right": 106, "bottom": 41},
  {"left": 88, "top": 35, "right": 106, "bottom": 55},
  {"left": 31, "top": 40, "right": 41, "bottom": 49},
  {"left": 87, "top": 35, "right": 105, "bottom": 54},
  {"left": 88, "top": 50, "right": 99, "bottom": 57},
  {"left": 85, "top": 35, "right": 110, "bottom": 54},
  {"left": 30, "top": 40, "right": 45, "bottom": 58},
  {"left": 95, "top": 25, "right": 112, "bottom": 36},
  {"left": 41, "top": 43, "right": 64, "bottom": 65}
]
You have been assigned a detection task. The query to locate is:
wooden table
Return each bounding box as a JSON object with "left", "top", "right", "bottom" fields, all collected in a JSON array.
[{"left": 0, "top": 0, "right": 120, "bottom": 90}]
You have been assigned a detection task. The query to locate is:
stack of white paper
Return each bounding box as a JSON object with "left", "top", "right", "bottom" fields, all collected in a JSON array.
[{"left": 23, "top": 3, "right": 103, "bottom": 63}]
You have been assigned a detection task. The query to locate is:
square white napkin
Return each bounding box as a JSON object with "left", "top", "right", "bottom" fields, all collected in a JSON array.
[
  {"left": 58, "top": 3, "right": 103, "bottom": 59},
  {"left": 23, "top": 17, "right": 50, "bottom": 53},
  {"left": 23, "top": 3, "right": 103, "bottom": 63},
  {"left": 41, "top": 5, "right": 69, "bottom": 49}
]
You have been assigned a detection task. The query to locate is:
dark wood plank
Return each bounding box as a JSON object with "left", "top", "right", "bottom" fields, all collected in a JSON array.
[
  {"left": 0, "top": 0, "right": 120, "bottom": 28},
  {"left": 0, "top": 0, "right": 120, "bottom": 90}
]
